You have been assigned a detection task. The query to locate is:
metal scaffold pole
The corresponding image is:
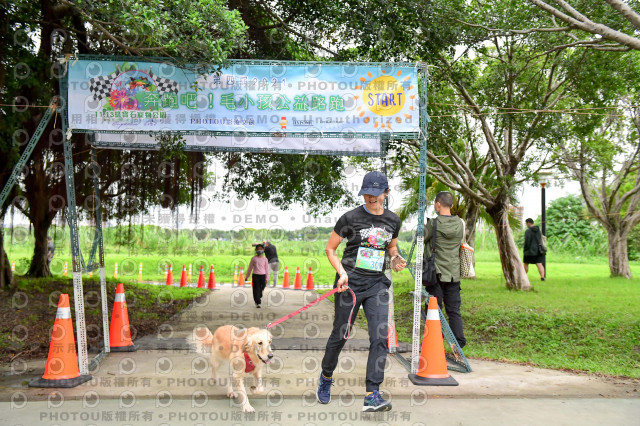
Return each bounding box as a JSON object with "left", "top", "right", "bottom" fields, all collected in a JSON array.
[
  {"left": 58, "top": 61, "right": 89, "bottom": 376},
  {"left": 91, "top": 146, "right": 111, "bottom": 360},
  {"left": 411, "top": 65, "right": 429, "bottom": 374}
]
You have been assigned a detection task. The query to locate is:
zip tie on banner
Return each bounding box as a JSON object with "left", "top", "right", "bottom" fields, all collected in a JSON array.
[
  {"left": 66, "top": 127, "right": 73, "bottom": 141},
  {"left": 418, "top": 126, "right": 427, "bottom": 141}
]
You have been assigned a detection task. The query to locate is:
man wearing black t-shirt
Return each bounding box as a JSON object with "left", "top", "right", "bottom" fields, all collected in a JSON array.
[{"left": 316, "top": 171, "right": 406, "bottom": 413}]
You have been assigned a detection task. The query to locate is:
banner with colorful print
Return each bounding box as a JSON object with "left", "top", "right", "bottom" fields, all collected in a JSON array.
[{"left": 66, "top": 58, "right": 421, "bottom": 147}]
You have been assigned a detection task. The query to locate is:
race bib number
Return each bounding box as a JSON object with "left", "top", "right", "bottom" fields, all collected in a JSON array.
[{"left": 355, "top": 247, "right": 385, "bottom": 271}]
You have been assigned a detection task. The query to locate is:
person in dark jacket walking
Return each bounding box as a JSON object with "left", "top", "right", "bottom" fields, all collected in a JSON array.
[{"left": 523, "top": 218, "right": 545, "bottom": 281}]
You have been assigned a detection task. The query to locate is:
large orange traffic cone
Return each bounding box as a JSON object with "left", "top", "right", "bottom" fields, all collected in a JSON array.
[
  {"left": 180, "top": 264, "right": 188, "bottom": 287},
  {"left": 29, "top": 294, "right": 92, "bottom": 388},
  {"left": 109, "top": 283, "right": 137, "bottom": 352},
  {"left": 293, "top": 266, "right": 302, "bottom": 290},
  {"left": 408, "top": 297, "right": 458, "bottom": 386},
  {"left": 197, "top": 265, "right": 205, "bottom": 288},
  {"left": 238, "top": 267, "right": 245, "bottom": 287},
  {"left": 282, "top": 266, "right": 290, "bottom": 289},
  {"left": 207, "top": 265, "right": 216, "bottom": 290},
  {"left": 166, "top": 264, "right": 173, "bottom": 286},
  {"left": 306, "top": 267, "right": 314, "bottom": 290}
]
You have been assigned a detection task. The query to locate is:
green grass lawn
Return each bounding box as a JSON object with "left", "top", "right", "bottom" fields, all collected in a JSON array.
[
  {"left": 6, "top": 242, "right": 340, "bottom": 285},
  {"left": 5, "top": 231, "right": 640, "bottom": 377},
  {"left": 392, "top": 254, "right": 640, "bottom": 378},
  {"left": 1, "top": 277, "right": 209, "bottom": 362}
]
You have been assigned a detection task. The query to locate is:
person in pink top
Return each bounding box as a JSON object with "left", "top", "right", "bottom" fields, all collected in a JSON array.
[{"left": 247, "top": 244, "right": 270, "bottom": 308}]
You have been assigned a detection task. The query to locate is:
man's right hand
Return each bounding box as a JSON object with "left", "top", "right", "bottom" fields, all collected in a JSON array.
[{"left": 336, "top": 273, "right": 349, "bottom": 292}]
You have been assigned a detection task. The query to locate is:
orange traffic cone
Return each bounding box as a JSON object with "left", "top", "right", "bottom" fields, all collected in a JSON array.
[
  {"left": 293, "top": 267, "right": 302, "bottom": 290},
  {"left": 197, "top": 265, "right": 205, "bottom": 288},
  {"left": 408, "top": 297, "right": 458, "bottom": 386},
  {"left": 166, "top": 264, "right": 173, "bottom": 286},
  {"left": 238, "top": 267, "right": 245, "bottom": 287},
  {"left": 109, "top": 283, "right": 137, "bottom": 352},
  {"left": 207, "top": 265, "right": 216, "bottom": 290},
  {"left": 306, "top": 267, "right": 314, "bottom": 290},
  {"left": 282, "top": 266, "right": 290, "bottom": 289},
  {"left": 29, "top": 294, "right": 92, "bottom": 387},
  {"left": 180, "top": 264, "right": 188, "bottom": 287}
]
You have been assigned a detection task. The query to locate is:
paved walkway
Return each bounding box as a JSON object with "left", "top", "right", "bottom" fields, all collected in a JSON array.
[{"left": 1, "top": 285, "right": 639, "bottom": 425}]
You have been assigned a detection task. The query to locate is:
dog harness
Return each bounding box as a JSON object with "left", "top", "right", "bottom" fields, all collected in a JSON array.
[{"left": 244, "top": 353, "right": 256, "bottom": 373}]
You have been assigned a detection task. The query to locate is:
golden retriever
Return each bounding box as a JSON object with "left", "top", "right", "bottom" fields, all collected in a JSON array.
[{"left": 188, "top": 325, "right": 273, "bottom": 412}]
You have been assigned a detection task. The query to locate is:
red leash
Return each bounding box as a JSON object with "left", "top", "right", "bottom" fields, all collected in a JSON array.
[{"left": 267, "top": 287, "right": 357, "bottom": 339}]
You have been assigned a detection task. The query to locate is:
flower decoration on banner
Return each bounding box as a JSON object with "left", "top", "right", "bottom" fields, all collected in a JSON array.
[{"left": 89, "top": 63, "right": 179, "bottom": 112}]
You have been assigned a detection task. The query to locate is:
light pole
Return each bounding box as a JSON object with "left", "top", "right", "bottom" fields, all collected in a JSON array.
[
  {"left": 541, "top": 181, "right": 547, "bottom": 237},
  {"left": 538, "top": 172, "right": 552, "bottom": 278}
]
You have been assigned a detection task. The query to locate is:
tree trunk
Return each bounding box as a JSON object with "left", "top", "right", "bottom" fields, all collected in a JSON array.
[
  {"left": 27, "top": 205, "right": 53, "bottom": 277},
  {"left": 607, "top": 227, "right": 632, "bottom": 278},
  {"left": 488, "top": 203, "right": 531, "bottom": 291},
  {"left": 25, "top": 153, "right": 57, "bottom": 278},
  {"left": 464, "top": 199, "right": 480, "bottom": 248},
  {"left": 0, "top": 229, "right": 13, "bottom": 289}
]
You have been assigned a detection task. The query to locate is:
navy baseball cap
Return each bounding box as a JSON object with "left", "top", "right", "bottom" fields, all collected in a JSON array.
[{"left": 358, "top": 171, "right": 389, "bottom": 196}]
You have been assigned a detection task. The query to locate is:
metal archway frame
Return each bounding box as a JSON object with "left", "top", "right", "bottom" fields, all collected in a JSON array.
[{"left": 55, "top": 55, "right": 430, "bottom": 376}]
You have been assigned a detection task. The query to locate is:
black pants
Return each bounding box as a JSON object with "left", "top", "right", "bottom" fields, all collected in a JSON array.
[
  {"left": 424, "top": 279, "right": 466, "bottom": 348},
  {"left": 321, "top": 277, "right": 389, "bottom": 392},
  {"left": 251, "top": 274, "right": 266, "bottom": 305}
]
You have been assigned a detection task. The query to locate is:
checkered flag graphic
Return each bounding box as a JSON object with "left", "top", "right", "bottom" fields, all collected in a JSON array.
[
  {"left": 89, "top": 71, "right": 118, "bottom": 101},
  {"left": 148, "top": 70, "right": 179, "bottom": 95}
]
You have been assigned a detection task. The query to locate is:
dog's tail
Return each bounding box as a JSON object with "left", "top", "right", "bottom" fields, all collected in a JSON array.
[{"left": 187, "top": 326, "right": 214, "bottom": 354}]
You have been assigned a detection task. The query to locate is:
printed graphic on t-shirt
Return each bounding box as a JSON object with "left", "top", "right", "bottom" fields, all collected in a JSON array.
[{"left": 359, "top": 225, "right": 393, "bottom": 249}]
